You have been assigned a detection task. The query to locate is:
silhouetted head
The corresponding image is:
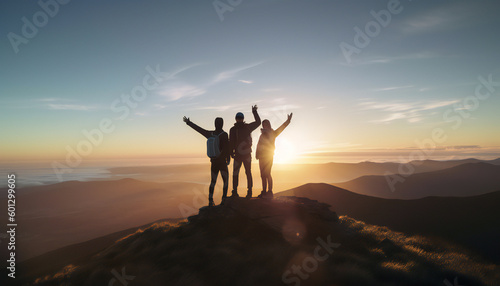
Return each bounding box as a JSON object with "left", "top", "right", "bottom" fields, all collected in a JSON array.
[
  {"left": 235, "top": 112, "right": 244, "bottom": 123},
  {"left": 214, "top": 117, "right": 223, "bottom": 130},
  {"left": 262, "top": 119, "right": 271, "bottom": 130}
]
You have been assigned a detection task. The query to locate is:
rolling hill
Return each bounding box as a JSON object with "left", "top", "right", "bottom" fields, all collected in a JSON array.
[
  {"left": 278, "top": 183, "right": 500, "bottom": 263},
  {"left": 0, "top": 179, "right": 211, "bottom": 261}
]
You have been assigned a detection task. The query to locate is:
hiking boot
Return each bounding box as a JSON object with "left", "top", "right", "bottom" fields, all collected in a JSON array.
[
  {"left": 230, "top": 191, "right": 239, "bottom": 198},
  {"left": 220, "top": 197, "right": 227, "bottom": 205},
  {"left": 208, "top": 200, "right": 215, "bottom": 207},
  {"left": 266, "top": 191, "right": 274, "bottom": 199},
  {"left": 245, "top": 191, "right": 252, "bottom": 199},
  {"left": 257, "top": 190, "right": 266, "bottom": 199}
]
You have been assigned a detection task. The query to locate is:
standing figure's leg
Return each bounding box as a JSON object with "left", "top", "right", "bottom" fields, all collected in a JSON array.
[
  {"left": 221, "top": 161, "right": 229, "bottom": 202},
  {"left": 209, "top": 162, "right": 219, "bottom": 206},
  {"left": 258, "top": 159, "right": 267, "bottom": 198},
  {"left": 267, "top": 158, "right": 274, "bottom": 197},
  {"left": 243, "top": 156, "right": 253, "bottom": 198},
  {"left": 232, "top": 159, "right": 243, "bottom": 197}
]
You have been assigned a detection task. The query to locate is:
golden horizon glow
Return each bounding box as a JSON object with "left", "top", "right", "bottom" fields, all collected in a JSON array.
[{"left": 274, "top": 138, "right": 299, "bottom": 164}]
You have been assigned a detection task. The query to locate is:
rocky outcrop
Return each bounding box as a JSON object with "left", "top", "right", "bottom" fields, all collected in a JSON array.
[{"left": 189, "top": 196, "right": 338, "bottom": 233}]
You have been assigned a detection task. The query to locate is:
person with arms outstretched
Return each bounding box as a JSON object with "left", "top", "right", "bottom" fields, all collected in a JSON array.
[
  {"left": 183, "top": 116, "right": 230, "bottom": 206},
  {"left": 229, "top": 105, "right": 261, "bottom": 198},
  {"left": 256, "top": 113, "right": 293, "bottom": 199}
]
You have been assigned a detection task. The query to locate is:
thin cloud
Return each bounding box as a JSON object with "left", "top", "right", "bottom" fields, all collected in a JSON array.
[
  {"left": 344, "top": 52, "right": 439, "bottom": 66},
  {"left": 213, "top": 61, "right": 264, "bottom": 83},
  {"left": 238, "top": 79, "right": 253, "bottom": 84},
  {"left": 371, "top": 113, "right": 407, "bottom": 124},
  {"left": 421, "top": 100, "right": 460, "bottom": 110},
  {"left": 36, "top": 97, "right": 67, "bottom": 102},
  {"left": 155, "top": 63, "right": 206, "bottom": 102},
  {"left": 159, "top": 84, "right": 206, "bottom": 101},
  {"left": 361, "top": 99, "right": 460, "bottom": 124},
  {"left": 400, "top": 2, "right": 480, "bottom": 34},
  {"left": 156, "top": 62, "right": 262, "bottom": 103}
]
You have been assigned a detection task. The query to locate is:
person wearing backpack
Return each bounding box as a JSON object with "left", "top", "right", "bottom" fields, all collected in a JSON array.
[
  {"left": 229, "top": 105, "right": 261, "bottom": 198},
  {"left": 256, "top": 113, "right": 293, "bottom": 199},
  {"left": 183, "top": 116, "right": 230, "bottom": 206}
]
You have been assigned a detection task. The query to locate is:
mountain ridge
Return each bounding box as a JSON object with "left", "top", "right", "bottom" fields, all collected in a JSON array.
[
  {"left": 278, "top": 183, "right": 500, "bottom": 262},
  {"left": 336, "top": 162, "right": 500, "bottom": 199}
]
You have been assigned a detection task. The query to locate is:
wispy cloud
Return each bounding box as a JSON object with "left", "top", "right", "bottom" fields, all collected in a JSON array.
[
  {"left": 213, "top": 61, "right": 264, "bottom": 83},
  {"left": 156, "top": 62, "right": 263, "bottom": 103},
  {"left": 344, "top": 52, "right": 439, "bottom": 66},
  {"left": 159, "top": 84, "right": 206, "bottom": 101},
  {"left": 238, "top": 79, "right": 253, "bottom": 84},
  {"left": 400, "top": 2, "right": 479, "bottom": 34},
  {"left": 361, "top": 99, "right": 460, "bottom": 124},
  {"left": 420, "top": 100, "right": 459, "bottom": 110},
  {"left": 155, "top": 63, "right": 207, "bottom": 101},
  {"left": 164, "top": 63, "right": 204, "bottom": 81}
]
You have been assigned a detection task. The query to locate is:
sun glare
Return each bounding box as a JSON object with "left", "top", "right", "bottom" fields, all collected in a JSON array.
[{"left": 273, "top": 138, "right": 297, "bottom": 164}]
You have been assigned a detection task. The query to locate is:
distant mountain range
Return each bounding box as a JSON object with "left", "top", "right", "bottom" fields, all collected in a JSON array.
[
  {"left": 336, "top": 162, "right": 500, "bottom": 199},
  {"left": 278, "top": 183, "right": 500, "bottom": 263},
  {"left": 293, "top": 158, "right": 500, "bottom": 183},
  {"left": 105, "top": 158, "right": 500, "bottom": 188}
]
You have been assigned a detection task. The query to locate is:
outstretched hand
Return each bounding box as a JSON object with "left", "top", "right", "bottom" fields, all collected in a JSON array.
[
  {"left": 287, "top": 113, "right": 293, "bottom": 122},
  {"left": 183, "top": 116, "right": 191, "bottom": 124},
  {"left": 252, "top": 105, "right": 258, "bottom": 112}
]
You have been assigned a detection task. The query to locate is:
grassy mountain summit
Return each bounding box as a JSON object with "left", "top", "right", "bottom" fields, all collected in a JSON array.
[{"left": 28, "top": 196, "right": 498, "bottom": 286}]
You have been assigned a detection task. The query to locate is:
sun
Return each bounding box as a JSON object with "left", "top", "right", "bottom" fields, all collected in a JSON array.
[{"left": 273, "top": 138, "right": 297, "bottom": 164}]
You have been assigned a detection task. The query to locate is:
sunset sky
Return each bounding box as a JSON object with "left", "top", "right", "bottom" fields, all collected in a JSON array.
[{"left": 1, "top": 0, "right": 500, "bottom": 166}]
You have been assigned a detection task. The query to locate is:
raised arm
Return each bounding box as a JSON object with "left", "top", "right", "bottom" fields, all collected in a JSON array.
[
  {"left": 275, "top": 113, "right": 293, "bottom": 136},
  {"left": 247, "top": 105, "right": 262, "bottom": 131},
  {"left": 183, "top": 116, "right": 211, "bottom": 138}
]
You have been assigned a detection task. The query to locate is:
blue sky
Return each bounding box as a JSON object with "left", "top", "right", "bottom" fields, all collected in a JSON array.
[{"left": 1, "top": 0, "right": 500, "bottom": 164}]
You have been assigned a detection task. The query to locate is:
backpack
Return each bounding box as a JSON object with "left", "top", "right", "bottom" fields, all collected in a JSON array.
[{"left": 207, "top": 132, "right": 225, "bottom": 159}]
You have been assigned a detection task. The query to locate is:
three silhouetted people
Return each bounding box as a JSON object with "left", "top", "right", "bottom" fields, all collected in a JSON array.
[
  {"left": 183, "top": 116, "right": 230, "bottom": 206},
  {"left": 183, "top": 105, "right": 293, "bottom": 206},
  {"left": 229, "top": 105, "right": 261, "bottom": 198},
  {"left": 255, "top": 113, "right": 293, "bottom": 199}
]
